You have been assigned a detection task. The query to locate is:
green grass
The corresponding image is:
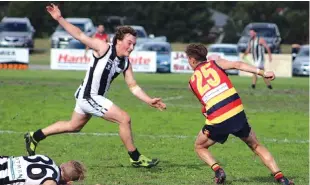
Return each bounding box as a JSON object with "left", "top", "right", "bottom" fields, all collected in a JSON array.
[
  {"left": 30, "top": 39, "right": 293, "bottom": 65},
  {"left": 0, "top": 70, "right": 308, "bottom": 185}
]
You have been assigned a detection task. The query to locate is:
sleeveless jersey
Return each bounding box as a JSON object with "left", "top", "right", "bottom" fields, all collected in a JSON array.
[
  {"left": 250, "top": 36, "right": 265, "bottom": 62},
  {"left": 189, "top": 61, "right": 244, "bottom": 125},
  {"left": 0, "top": 155, "right": 60, "bottom": 185},
  {"left": 75, "top": 43, "right": 130, "bottom": 99},
  {"left": 94, "top": 33, "right": 108, "bottom": 42}
]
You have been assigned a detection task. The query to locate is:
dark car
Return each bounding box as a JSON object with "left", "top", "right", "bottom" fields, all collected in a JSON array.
[
  {"left": 0, "top": 17, "right": 35, "bottom": 49},
  {"left": 237, "top": 22, "right": 281, "bottom": 53}
]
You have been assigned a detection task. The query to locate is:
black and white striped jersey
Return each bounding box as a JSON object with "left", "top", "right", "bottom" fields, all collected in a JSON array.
[
  {"left": 250, "top": 36, "right": 265, "bottom": 62},
  {"left": 0, "top": 155, "right": 60, "bottom": 185},
  {"left": 75, "top": 43, "right": 130, "bottom": 99}
]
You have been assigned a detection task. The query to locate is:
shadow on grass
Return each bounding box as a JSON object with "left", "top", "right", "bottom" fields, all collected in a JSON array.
[{"left": 231, "top": 175, "right": 298, "bottom": 184}]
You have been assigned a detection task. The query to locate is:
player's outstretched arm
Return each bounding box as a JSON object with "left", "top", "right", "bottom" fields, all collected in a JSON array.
[
  {"left": 43, "top": 180, "right": 57, "bottom": 185},
  {"left": 216, "top": 59, "right": 276, "bottom": 81},
  {"left": 46, "top": 3, "right": 108, "bottom": 55},
  {"left": 123, "top": 64, "right": 166, "bottom": 111}
]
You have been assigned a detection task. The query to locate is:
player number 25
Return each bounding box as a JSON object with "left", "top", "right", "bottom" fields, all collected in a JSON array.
[{"left": 191, "top": 64, "right": 220, "bottom": 95}]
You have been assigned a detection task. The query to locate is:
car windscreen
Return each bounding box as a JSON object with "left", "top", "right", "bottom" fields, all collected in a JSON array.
[
  {"left": 143, "top": 44, "right": 170, "bottom": 54},
  {"left": 297, "top": 47, "right": 309, "bottom": 57},
  {"left": 243, "top": 27, "right": 276, "bottom": 37},
  {"left": 1, "top": 22, "right": 29, "bottom": 32},
  {"left": 135, "top": 29, "right": 147, "bottom": 38},
  {"left": 57, "top": 23, "right": 85, "bottom": 32},
  {"left": 208, "top": 47, "right": 238, "bottom": 56},
  {"left": 67, "top": 41, "right": 86, "bottom": 49}
]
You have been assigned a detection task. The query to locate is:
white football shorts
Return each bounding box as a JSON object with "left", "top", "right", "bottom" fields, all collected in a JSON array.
[{"left": 74, "top": 95, "right": 113, "bottom": 117}]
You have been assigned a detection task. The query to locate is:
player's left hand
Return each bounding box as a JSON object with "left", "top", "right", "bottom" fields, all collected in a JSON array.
[
  {"left": 264, "top": 71, "right": 275, "bottom": 81},
  {"left": 149, "top": 98, "right": 166, "bottom": 111},
  {"left": 46, "top": 3, "right": 62, "bottom": 21}
]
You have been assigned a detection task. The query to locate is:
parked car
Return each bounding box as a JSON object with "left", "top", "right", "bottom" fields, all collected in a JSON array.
[
  {"left": 136, "top": 41, "right": 171, "bottom": 73},
  {"left": 0, "top": 17, "right": 35, "bottom": 49},
  {"left": 237, "top": 22, "right": 281, "bottom": 53},
  {"left": 207, "top": 44, "right": 240, "bottom": 75},
  {"left": 66, "top": 39, "right": 86, "bottom": 49},
  {"left": 51, "top": 18, "right": 96, "bottom": 48},
  {"left": 292, "top": 45, "right": 309, "bottom": 76}
]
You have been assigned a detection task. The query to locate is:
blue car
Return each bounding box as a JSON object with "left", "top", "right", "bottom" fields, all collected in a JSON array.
[{"left": 136, "top": 41, "right": 171, "bottom": 73}]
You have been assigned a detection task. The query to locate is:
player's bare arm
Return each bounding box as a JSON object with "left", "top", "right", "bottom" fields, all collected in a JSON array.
[
  {"left": 215, "top": 59, "right": 275, "bottom": 80},
  {"left": 260, "top": 38, "right": 272, "bottom": 62},
  {"left": 85, "top": 34, "right": 97, "bottom": 55},
  {"left": 242, "top": 42, "right": 251, "bottom": 58},
  {"left": 43, "top": 180, "right": 57, "bottom": 185},
  {"left": 46, "top": 3, "right": 109, "bottom": 57},
  {"left": 124, "top": 64, "right": 166, "bottom": 111}
]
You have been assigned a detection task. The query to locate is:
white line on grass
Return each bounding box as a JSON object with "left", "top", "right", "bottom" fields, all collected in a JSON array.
[
  {"left": 163, "top": 96, "right": 183, "bottom": 101},
  {"left": 0, "top": 130, "right": 308, "bottom": 144}
]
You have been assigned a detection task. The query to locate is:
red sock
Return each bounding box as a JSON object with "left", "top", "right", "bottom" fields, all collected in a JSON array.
[
  {"left": 211, "top": 163, "right": 221, "bottom": 172},
  {"left": 274, "top": 171, "right": 284, "bottom": 180}
]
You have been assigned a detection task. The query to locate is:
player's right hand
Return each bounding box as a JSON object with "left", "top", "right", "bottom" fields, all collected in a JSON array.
[
  {"left": 149, "top": 98, "right": 167, "bottom": 111},
  {"left": 264, "top": 71, "right": 275, "bottom": 80},
  {"left": 46, "top": 3, "right": 62, "bottom": 21}
]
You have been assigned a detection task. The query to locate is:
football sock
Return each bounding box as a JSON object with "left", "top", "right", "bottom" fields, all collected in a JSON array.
[
  {"left": 251, "top": 84, "right": 256, "bottom": 89},
  {"left": 128, "top": 148, "right": 141, "bottom": 161},
  {"left": 267, "top": 85, "right": 273, "bottom": 89},
  {"left": 274, "top": 171, "right": 284, "bottom": 181},
  {"left": 211, "top": 163, "right": 221, "bottom": 172},
  {"left": 33, "top": 129, "right": 46, "bottom": 142}
]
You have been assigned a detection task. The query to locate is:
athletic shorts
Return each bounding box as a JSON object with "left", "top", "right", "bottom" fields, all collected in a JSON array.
[
  {"left": 74, "top": 95, "right": 113, "bottom": 117},
  {"left": 202, "top": 111, "right": 251, "bottom": 144},
  {"left": 254, "top": 60, "right": 264, "bottom": 70}
]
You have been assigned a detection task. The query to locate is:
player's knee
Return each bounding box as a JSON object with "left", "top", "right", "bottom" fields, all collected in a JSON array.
[
  {"left": 194, "top": 142, "right": 206, "bottom": 151},
  {"left": 247, "top": 141, "right": 259, "bottom": 151},
  {"left": 119, "top": 112, "right": 131, "bottom": 125},
  {"left": 67, "top": 120, "right": 83, "bottom": 132}
]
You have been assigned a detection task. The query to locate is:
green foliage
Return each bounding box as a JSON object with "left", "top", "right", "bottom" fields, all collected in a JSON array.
[
  {"left": 0, "top": 1, "right": 308, "bottom": 43},
  {"left": 224, "top": 1, "right": 309, "bottom": 44}
]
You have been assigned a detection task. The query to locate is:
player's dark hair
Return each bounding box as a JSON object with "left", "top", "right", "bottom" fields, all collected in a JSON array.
[
  {"left": 185, "top": 44, "right": 208, "bottom": 62},
  {"left": 113, "top": 26, "right": 137, "bottom": 45}
]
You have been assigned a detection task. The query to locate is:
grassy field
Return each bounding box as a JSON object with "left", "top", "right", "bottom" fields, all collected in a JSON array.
[
  {"left": 0, "top": 70, "right": 308, "bottom": 185},
  {"left": 30, "top": 39, "right": 293, "bottom": 65}
]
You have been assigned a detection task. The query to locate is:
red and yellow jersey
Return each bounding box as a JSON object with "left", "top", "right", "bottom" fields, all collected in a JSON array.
[
  {"left": 189, "top": 60, "right": 244, "bottom": 125},
  {"left": 94, "top": 33, "right": 108, "bottom": 42}
]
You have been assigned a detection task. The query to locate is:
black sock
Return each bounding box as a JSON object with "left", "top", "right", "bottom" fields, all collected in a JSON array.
[
  {"left": 267, "top": 85, "right": 273, "bottom": 89},
  {"left": 33, "top": 129, "right": 46, "bottom": 142},
  {"left": 251, "top": 84, "right": 256, "bottom": 89},
  {"left": 128, "top": 148, "right": 141, "bottom": 161}
]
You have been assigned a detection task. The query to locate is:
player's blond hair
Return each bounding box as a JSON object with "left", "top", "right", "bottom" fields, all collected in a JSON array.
[{"left": 64, "top": 160, "right": 87, "bottom": 181}]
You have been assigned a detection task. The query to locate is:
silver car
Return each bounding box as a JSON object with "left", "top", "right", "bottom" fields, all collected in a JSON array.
[
  {"left": 50, "top": 18, "right": 96, "bottom": 48},
  {"left": 0, "top": 17, "right": 35, "bottom": 49},
  {"left": 292, "top": 45, "right": 309, "bottom": 76},
  {"left": 208, "top": 44, "right": 240, "bottom": 75}
]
